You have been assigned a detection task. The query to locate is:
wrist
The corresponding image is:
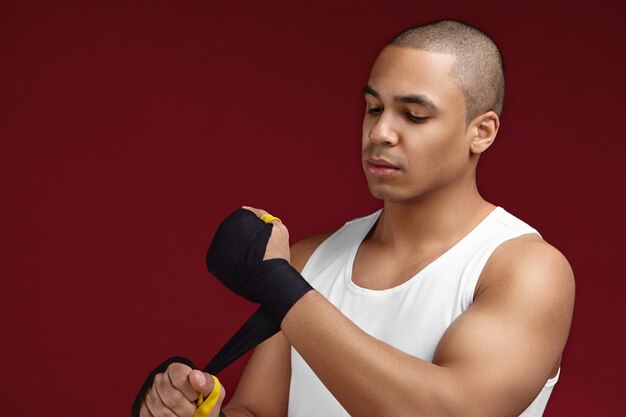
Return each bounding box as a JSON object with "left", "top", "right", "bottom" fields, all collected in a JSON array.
[
  {"left": 280, "top": 289, "right": 319, "bottom": 332},
  {"left": 250, "top": 258, "right": 313, "bottom": 322}
]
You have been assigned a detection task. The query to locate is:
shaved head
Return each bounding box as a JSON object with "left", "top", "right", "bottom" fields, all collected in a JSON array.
[{"left": 388, "top": 19, "right": 505, "bottom": 122}]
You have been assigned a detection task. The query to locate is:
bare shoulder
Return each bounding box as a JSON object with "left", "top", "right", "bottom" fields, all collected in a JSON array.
[
  {"left": 290, "top": 230, "right": 337, "bottom": 273},
  {"left": 476, "top": 232, "right": 575, "bottom": 321},
  {"left": 433, "top": 233, "right": 575, "bottom": 414}
]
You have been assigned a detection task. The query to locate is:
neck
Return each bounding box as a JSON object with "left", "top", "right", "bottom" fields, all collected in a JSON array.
[{"left": 370, "top": 176, "right": 496, "bottom": 254}]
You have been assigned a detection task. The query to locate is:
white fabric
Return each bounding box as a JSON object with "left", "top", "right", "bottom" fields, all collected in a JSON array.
[{"left": 288, "top": 206, "right": 559, "bottom": 417}]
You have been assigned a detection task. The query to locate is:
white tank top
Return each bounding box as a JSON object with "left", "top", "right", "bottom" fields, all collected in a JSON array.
[{"left": 288, "top": 206, "right": 559, "bottom": 417}]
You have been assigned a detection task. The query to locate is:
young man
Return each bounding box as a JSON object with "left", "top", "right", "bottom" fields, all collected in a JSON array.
[{"left": 139, "top": 19, "right": 574, "bottom": 417}]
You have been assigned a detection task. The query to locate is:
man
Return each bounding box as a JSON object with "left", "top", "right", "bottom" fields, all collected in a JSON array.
[{"left": 139, "top": 19, "right": 574, "bottom": 417}]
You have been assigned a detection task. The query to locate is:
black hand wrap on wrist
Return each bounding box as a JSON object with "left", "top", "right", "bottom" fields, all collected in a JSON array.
[
  {"left": 206, "top": 207, "right": 313, "bottom": 322},
  {"left": 237, "top": 258, "right": 312, "bottom": 321},
  {"left": 133, "top": 208, "right": 312, "bottom": 417}
]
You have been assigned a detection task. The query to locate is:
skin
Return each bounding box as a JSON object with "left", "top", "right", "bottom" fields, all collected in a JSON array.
[{"left": 140, "top": 45, "right": 575, "bottom": 417}]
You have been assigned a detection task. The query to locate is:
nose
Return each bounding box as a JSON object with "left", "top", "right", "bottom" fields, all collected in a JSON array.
[{"left": 367, "top": 111, "right": 399, "bottom": 146}]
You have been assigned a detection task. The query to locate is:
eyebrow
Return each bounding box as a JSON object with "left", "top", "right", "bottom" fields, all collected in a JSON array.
[{"left": 363, "top": 84, "right": 438, "bottom": 111}]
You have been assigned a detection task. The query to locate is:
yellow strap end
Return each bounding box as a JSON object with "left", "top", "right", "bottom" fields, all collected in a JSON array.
[
  {"left": 194, "top": 375, "right": 221, "bottom": 417},
  {"left": 260, "top": 214, "right": 282, "bottom": 224}
]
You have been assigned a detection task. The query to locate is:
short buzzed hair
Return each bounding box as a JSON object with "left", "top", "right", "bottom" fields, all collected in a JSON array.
[{"left": 388, "top": 19, "right": 505, "bottom": 122}]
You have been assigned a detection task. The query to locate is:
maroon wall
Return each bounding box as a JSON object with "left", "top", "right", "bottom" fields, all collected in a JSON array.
[{"left": 1, "top": 1, "right": 624, "bottom": 416}]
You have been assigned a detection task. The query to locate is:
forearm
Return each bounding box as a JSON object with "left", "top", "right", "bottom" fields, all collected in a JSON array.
[
  {"left": 221, "top": 400, "right": 279, "bottom": 417},
  {"left": 221, "top": 406, "right": 255, "bottom": 417},
  {"left": 281, "top": 291, "right": 463, "bottom": 417}
]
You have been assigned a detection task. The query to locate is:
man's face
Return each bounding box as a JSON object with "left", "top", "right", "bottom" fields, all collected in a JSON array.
[{"left": 362, "top": 45, "right": 472, "bottom": 204}]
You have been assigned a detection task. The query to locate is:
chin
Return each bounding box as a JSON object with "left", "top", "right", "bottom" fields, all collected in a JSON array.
[
  {"left": 366, "top": 179, "right": 431, "bottom": 204},
  {"left": 367, "top": 182, "right": 404, "bottom": 202}
]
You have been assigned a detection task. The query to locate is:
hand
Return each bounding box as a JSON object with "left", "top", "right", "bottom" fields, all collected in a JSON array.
[
  {"left": 206, "top": 205, "right": 313, "bottom": 322},
  {"left": 241, "top": 206, "right": 291, "bottom": 263},
  {"left": 139, "top": 362, "right": 225, "bottom": 417}
]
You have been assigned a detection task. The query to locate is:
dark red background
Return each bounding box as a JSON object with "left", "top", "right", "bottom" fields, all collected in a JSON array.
[{"left": 1, "top": 1, "right": 624, "bottom": 416}]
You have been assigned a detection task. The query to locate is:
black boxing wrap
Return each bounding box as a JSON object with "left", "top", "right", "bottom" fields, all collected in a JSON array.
[
  {"left": 131, "top": 356, "right": 227, "bottom": 417},
  {"left": 206, "top": 207, "right": 313, "bottom": 323},
  {"left": 132, "top": 208, "right": 309, "bottom": 417},
  {"left": 131, "top": 307, "right": 275, "bottom": 417}
]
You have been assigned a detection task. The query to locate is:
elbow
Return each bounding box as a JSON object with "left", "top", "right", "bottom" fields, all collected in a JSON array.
[{"left": 406, "top": 372, "right": 490, "bottom": 417}]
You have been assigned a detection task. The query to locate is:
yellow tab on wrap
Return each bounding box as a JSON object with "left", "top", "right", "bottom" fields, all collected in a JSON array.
[
  {"left": 260, "top": 213, "right": 282, "bottom": 224},
  {"left": 194, "top": 375, "right": 221, "bottom": 417}
]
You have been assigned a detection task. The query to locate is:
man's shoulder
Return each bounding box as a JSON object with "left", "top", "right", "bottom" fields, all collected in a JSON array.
[
  {"left": 490, "top": 234, "right": 573, "bottom": 280},
  {"left": 289, "top": 230, "right": 338, "bottom": 273},
  {"left": 476, "top": 233, "right": 575, "bottom": 306}
]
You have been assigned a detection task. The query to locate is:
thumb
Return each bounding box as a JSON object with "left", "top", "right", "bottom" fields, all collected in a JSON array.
[{"left": 188, "top": 369, "right": 219, "bottom": 398}]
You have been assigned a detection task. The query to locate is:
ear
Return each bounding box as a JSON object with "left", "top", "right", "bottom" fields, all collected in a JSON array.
[{"left": 468, "top": 111, "right": 500, "bottom": 155}]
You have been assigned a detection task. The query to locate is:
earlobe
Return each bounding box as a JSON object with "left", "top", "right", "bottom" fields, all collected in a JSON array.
[{"left": 470, "top": 111, "right": 499, "bottom": 155}]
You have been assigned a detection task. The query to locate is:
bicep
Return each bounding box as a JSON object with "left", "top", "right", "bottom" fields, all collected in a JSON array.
[{"left": 432, "top": 239, "right": 575, "bottom": 416}]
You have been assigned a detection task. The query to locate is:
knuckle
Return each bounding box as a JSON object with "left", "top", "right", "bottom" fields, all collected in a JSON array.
[
  {"left": 272, "top": 221, "right": 287, "bottom": 232},
  {"left": 156, "top": 381, "right": 183, "bottom": 411},
  {"left": 145, "top": 389, "right": 159, "bottom": 413},
  {"left": 154, "top": 373, "right": 172, "bottom": 396},
  {"left": 172, "top": 373, "right": 187, "bottom": 390},
  {"left": 168, "top": 363, "right": 191, "bottom": 389},
  {"left": 146, "top": 385, "right": 176, "bottom": 417},
  {"left": 169, "top": 362, "right": 191, "bottom": 374},
  {"left": 159, "top": 392, "right": 177, "bottom": 410},
  {"left": 154, "top": 373, "right": 169, "bottom": 394}
]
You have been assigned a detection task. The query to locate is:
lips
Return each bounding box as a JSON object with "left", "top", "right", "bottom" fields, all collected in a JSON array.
[
  {"left": 365, "top": 157, "right": 401, "bottom": 178},
  {"left": 367, "top": 158, "right": 400, "bottom": 169}
]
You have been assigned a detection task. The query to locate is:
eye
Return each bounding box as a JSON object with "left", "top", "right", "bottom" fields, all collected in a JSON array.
[
  {"left": 367, "top": 107, "right": 382, "bottom": 116},
  {"left": 407, "top": 113, "right": 428, "bottom": 124}
]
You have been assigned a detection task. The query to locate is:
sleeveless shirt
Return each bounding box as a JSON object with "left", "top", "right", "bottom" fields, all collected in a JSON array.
[{"left": 288, "top": 206, "right": 559, "bottom": 417}]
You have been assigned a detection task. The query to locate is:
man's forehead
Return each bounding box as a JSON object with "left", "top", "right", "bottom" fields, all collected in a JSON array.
[
  {"left": 369, "top": 46, "right": 456, "bottom": 83},
  {"left": 366, "top": 46, "right": 461, "bottom": 103}
]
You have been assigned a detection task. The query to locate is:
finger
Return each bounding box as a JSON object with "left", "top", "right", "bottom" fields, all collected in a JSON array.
[
  {"left": 241, "top": 206, "right": 284, "bottom": 226},
  {"left": 241, "top": 206, "right": 267, "bottom": 217},
  {"left": 139, "top": 401, "right": 154, "bottom": 417},
  {"left": 145, "top": 386, "right": 177, "bottom": 417},
  {"left": 155, "top": 372, "right": 196, "bottom": 417},
  {"left": 167, "top": 363, "right": 199, "bottom": 402},
  {"left": 267, "top": 219, "right": 289, "bottom": 242},
  {"left": 188, "top": 369, "right": 217, "bottom": 397}
]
